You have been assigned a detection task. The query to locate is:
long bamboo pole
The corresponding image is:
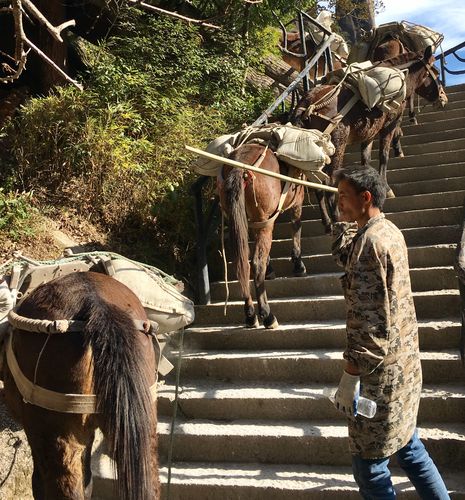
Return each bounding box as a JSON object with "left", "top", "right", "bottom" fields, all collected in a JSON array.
[{"left": 185, "top": 145, "right": 338, "bottom": 193}]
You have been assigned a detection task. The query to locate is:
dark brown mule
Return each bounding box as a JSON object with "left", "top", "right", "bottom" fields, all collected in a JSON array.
[
  {"left": 281, "top": 31, "right": 345, "bottom": 80},
  {"left": 292, "top": 47, "right": 447, "bottom": 231},
  {"left": 370, "top": 37, "right": 445, "bottom": 158},
  {"left": 218, "top": 143, "right": 306, "bottom": 329},
  {"left": 3, "top": 272, "right": 160, "bottom": 500}
]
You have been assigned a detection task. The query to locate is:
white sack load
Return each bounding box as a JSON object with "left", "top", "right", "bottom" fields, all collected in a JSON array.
[
  {"left": 331, "top": 61, "right": 407, "bottom": 112},
  {"left": 274, "top": 125, "right": 334, "bottom": 179},
  {"left": 400, "top": 21, "right": 443, "bottom": 52},
  {"left": 107, "top": 259, "right": 194, "bottom": 335},
  {"left": 1, "top": 252, "right": 194, "bottom": 336},
  {"left": 356, "top": 65, "right": 407, "bottom": 112},
  {"left": 193, "top": 124, "right": 335, "bottom": 180},
  {"left": 193, "top": 132, "right": 240, "bottom": 176}
]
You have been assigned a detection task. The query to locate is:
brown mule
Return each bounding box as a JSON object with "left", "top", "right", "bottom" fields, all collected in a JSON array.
[
  {"left": 3, "top": 272, "right": 160, "bottom": 500},
  {"left": 292, "top": 47, "right": 447, "bottom": 231},
  {"left": 218, "top": 143, "right": 306, "bottom": 329},
  {"left": 281, "top": 31, "right": 345, "bottom": 81}
]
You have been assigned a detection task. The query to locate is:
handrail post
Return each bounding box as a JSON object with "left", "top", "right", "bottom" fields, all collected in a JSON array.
[
  {"left": 297, "top": 11, "right": 309, "bottom": 92},
  {"left": 191, "top": 176, "right": 211, "bottom": 305}
]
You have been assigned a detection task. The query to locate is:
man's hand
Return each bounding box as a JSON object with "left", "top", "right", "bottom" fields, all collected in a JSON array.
[{"left": 334, "top": 371, "right": 360, "bottom": 417}]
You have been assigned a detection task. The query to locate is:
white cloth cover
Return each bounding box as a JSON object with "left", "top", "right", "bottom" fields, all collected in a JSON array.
[
  {"left": 193, "top": 124, "right": 335, "bottom": 180},
  {"left": 108, "top": 259, "right": 195, "bottom": 335},
  {"left": 274, "top": 125, "right": 334, "bottom": 175},
  {"left": 333, "top": 61, "right": 407, "bottom": 112}
]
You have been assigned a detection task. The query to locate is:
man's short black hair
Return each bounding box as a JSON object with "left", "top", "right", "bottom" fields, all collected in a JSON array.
[{"left": 334, "top": 165, "right": 387, "bottom": 210}]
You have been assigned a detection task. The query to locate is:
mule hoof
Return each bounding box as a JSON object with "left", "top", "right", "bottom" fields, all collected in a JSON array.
[
  {"left": 394, "top": 151, "right": 404, "bottom": 158},
  {"left": 245, "top": 316, "right": 259, "bottom": 329},
  {"left": 386, "top": 189, "right": 396, "bottom": 198},
  {"left": 324, "top": 224, "right": 332, "bottom": 235},
  {"left": 293, "top": 270, "right": 307, "bottom": 278},
  {"left": 265, "top": 271, "right": 276, "bottom": 280},
  {"left": 410, "top": 118, "right": 418, "bottom": 125},
  {"left": 265, "top": 318, "right": 279, "bottom": 329},
  {"left": 263, "top": 313, "right": 279, "bottom": 330}
]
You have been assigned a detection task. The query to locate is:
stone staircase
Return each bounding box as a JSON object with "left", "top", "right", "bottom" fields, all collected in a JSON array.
[
  {"left": 90, "top": 85, "right": 465, "bottom": 498},
  {"left": 152, "top": 83, "right": 465, "bottom": 498}
]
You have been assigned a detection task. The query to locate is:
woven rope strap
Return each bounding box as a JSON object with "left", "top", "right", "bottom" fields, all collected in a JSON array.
[{"left": 6, "top": 333, "right": 157, "bottom": 414}]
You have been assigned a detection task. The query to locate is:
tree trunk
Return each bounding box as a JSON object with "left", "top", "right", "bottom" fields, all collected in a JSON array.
[
  {"left": 336, "top": 0, "right": 375, "bottom": 44},
  {"left": 262, "top": 55, "right": 304, "bottom": 93}
]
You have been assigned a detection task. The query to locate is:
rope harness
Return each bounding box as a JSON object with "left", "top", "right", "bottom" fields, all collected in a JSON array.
[
  {"left": 295, "top": 55, "right": 443, "bottom": 136},
  {"left": 5, "top": 310, "right": 158, "bottom": 414}
]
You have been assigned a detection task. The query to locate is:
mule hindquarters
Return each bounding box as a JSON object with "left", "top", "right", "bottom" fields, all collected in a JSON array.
[{"left": 3, "top": 272, "right": 160, "bottom": 500}]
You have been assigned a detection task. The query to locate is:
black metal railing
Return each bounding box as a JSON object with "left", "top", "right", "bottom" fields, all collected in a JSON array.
[
  {"left": 436, "top": 40, "right": 465, "bottom": 87},
  {"left": 191, "top": 13, "right": 335, "bottom": 304}
]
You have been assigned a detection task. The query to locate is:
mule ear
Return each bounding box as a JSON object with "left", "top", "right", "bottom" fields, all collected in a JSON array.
[{"left": 423, "top": 45, "right": 434, "bottom": 61}]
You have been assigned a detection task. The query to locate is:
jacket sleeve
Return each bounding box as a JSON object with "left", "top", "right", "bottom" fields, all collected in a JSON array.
[
  {"left": 343, "top": 237, "right": 391, "bottom": 376},
  {"left": 331, "top": 222, "right": 358, "bottom": 268}
]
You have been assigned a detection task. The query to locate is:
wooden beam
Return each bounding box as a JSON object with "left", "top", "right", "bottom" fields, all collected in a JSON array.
[{"left": 185, "top": 145, "right": 337, "bottom": 193}]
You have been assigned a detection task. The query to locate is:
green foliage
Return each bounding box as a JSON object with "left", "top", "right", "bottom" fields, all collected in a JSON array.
[
  {"left": 0, "top": 9, "right": 274, "bottom": 274},
  {"left": 0, "top": 190, "right": 37, "bottom": 240}
]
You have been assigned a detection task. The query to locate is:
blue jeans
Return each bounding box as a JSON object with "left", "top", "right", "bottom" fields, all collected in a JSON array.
[{"left": 352, "top": 430, "right": 450, "bottom": 499}]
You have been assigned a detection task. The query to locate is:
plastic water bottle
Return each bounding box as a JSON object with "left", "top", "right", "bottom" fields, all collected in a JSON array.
[{"left": 323, "top": 387, "right": 377, "bottom": 418}]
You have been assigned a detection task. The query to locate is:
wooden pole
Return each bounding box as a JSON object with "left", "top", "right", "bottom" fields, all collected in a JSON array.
[{"left": 185, "top": 145, "right": 338, "bottom": 193}]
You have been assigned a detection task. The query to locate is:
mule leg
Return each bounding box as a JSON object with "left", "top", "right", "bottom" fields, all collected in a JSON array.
[
  {"left": 361, "top": 140, "right": 373, "bottom": 166},
  {"left": 31, "top": 453, "right": 45, "bottom": 500},
  {"left": 392, "top": 125, "right": 405, "bottom": 158},
  {"left": 379, "top": 122, "right": 398, "bottom": 198},
  {"left": 315, "top": 189, "right": 332, "bottom": 233},
  {"left": 265, "top": 254, "right": 276, "bottom": 280},
  {"left": 252, "top": 226, "right": 278, "bottom": 329},
  {"left": 409, "top": 93, "right": 418, "bottom": 125},
  {"left": 244, "top": 297, "right": 258, "bottom": 328},
  {"left": 327, "top": 127, "right": 349, "bottom": 223},
  {"left": 290, "top": 196, "right": 306, "bottom": 277},
  {"left": 24, "top": 411, "right": 93, "bottom": 500}
]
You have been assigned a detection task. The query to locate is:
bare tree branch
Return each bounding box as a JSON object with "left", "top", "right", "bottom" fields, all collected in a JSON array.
[
  {"left": 127, "top": 0, "right": 221, "bottom": 30},
  {"left": 21, "top": 0, "right": 75, "bottom": 43}
]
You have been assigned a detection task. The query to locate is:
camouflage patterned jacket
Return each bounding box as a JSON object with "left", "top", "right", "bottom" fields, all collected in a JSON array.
[{"left": 332, "top": 213, "right": 422, "bottom": 459}]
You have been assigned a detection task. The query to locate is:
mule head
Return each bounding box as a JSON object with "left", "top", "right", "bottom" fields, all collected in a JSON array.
[{"left": 415, "top": 46, "right": 448, "bottom": 108}]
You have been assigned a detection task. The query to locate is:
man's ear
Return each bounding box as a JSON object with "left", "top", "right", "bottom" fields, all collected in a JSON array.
[{"left": 362, "top": 190, "right": 372, "bottom": 205}]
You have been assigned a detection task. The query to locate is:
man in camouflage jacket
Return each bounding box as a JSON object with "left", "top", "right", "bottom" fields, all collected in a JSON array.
[{"left": 331, "top": 166, "right": 449, "bottom": 498}]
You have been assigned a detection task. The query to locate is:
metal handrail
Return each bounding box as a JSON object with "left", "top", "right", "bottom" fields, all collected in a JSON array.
[{"left": 436, "top": 40, "right": 465, "bottom": 86}]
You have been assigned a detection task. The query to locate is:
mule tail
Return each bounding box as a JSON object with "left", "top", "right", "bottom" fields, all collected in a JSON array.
[
  {"left": 224, "top": 168, "right": 250, "bottom": 299},
  {"left": 84, "top": 299, "right": 157, "bottom": 500}
]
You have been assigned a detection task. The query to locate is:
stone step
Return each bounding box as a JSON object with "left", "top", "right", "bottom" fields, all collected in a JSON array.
[
  {"left": 401, "top": 116, "right": 465, "bottom": 136},
  {"left": 345, "top": 137, "right": 465, "bottom": 163},
  {"left": 156, "top": 463, "right": 465, "bottom": 500},
  {"left": 278, "top": 191, "right": 465, "bottom": 223},
  {"left": 92, "top": 462, "right": 465, "bottom": 500},
  {"left": 401, "top": 102, "right": 464, "bottom": 124},
  {"left": 258, "top": 244, "right": 456, "bottom": 278},
  {"left": 158, "top": 381, "right": 465, "bottom": 424},
  {"left": 272, "top": 206, "right": 462, "bottom": 239},
  {"left": 391, "top": 176, "right": 465, "bottom": 197},
  {"left": 184, "top": 319, "right": 460, "bottom": 352},
  {"left": 212, "top": 267, "right": 456, "bottom": 301},
  {"left": 195, "top": 291, "right": 461, "bottom": 325},
  {"left": 353, "top": 148, "right": 465, "bottom": 170},
  {"left": 348, "top": 128, "right": 465, "bottom": 153},
  {"left": 175, "top": 349, "right": 463, "bottom": 384},
  {"left": 268, "top": 225, "right": 459, "bottom": 259},
  {"left": 157, "top": 419, "right": 465, "bottom": 469}
]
